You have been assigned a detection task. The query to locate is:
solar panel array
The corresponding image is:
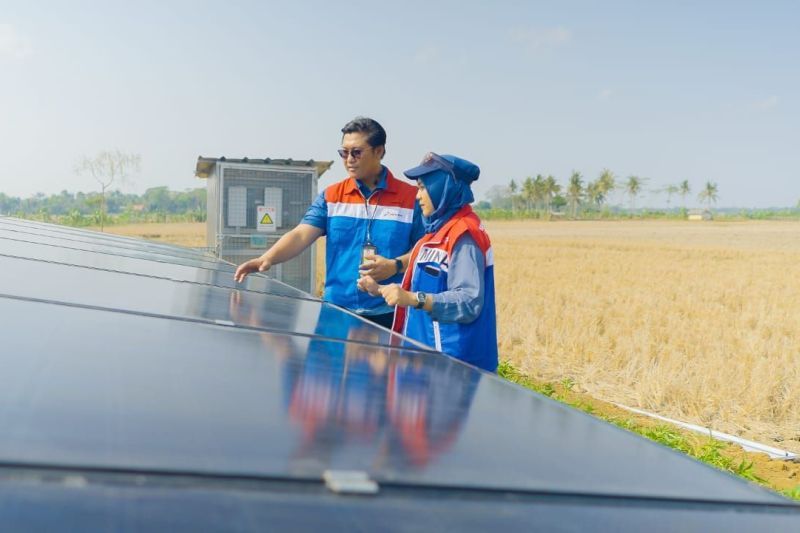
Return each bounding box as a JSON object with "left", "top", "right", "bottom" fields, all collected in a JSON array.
[{"left": 0, "top": 216, "right": 797, "bottom": 531}]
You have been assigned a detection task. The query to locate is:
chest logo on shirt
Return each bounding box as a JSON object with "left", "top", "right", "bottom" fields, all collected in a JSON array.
[
  {"left": 381, "top": 208, "right": 402, "bottom": 219},
  {"left": 417, "top": 247, "right": 448, "bottom": 266}
]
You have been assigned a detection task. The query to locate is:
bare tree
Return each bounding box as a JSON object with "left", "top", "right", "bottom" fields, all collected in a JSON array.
[{"left": 75, "top": 150, "right": 141, "bottom": 231}]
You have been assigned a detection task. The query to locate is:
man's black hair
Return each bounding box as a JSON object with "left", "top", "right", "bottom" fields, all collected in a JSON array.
[{"left": 341, "top": 117, "right": 387, "bottom": 148}]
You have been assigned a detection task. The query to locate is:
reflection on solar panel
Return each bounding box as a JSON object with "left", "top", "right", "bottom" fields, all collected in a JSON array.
[{"left": 0, "top": 216, "right": 798, "bottom": 531}]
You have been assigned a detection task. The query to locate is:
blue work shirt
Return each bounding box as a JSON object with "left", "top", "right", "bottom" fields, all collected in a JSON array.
[{"left": 301, "top": 167, "right": 425, "bottom": 316}]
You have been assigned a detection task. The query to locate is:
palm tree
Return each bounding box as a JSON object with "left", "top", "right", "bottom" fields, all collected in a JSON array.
[
  {"left": 566, "top": 171, "right": 583, "bottom": 218},
  {"left": 522, "top": 176, "right": 535, "bottom": 211},
  {"left": 697, "top": 181, "right": 719, "bottom": 208},
  {"left": 625, "top": 175, "right": 643, "bottom": 213},
  {"left": 532, "top": 174, "right": 547, "bottom": 212},
  {"left": 598, "top": 169, "right": 616, "bottom": 205},
  {"left": 663, "top": 184, "right": 680, "bottom": 209},
  {"left": 544, "top": 175, "right": 560, "bottom": 213},
  {"left": 679, "top": 180, "right": 691, "bottom": 209},
  {"left": 586, "top": 180, "right": 603, "bottom": 207},
  {"left": 509, "top": 179, "right": 518, "bottom": 213}
]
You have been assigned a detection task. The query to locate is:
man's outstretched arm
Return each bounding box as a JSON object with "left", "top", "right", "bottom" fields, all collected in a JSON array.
[{"left": 234, "top": 223, "right": 324, "bottom": 283}]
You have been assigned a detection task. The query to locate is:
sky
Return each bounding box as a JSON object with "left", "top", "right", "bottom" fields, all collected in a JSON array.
[{"left": 1, "top": 0, "right": 798, "bottom": 207}]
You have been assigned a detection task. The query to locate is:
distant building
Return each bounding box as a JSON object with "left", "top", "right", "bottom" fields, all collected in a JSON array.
[{"left": 687, "top": 209, "right": 713, "bottom": 221}]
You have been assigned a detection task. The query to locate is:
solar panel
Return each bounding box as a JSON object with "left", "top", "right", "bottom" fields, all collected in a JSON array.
[
  {"left": 0, "top": 216, "right": 214, "bottom": 260},
  {"left": 0, "top": 216, "right": 797, "bottom": 531}
]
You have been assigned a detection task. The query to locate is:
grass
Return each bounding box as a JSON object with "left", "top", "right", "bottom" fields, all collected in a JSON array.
[{"left": 496, "top": 361, "right": 800, "bottom": 497}]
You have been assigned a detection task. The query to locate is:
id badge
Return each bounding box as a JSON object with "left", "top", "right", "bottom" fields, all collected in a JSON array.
[{"left": 361, "top": 243, "right": 378, "bottom": 265}]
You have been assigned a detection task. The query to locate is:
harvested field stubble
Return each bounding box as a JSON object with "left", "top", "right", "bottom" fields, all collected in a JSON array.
[
  {"left": 93, "top": 222, "right": 208, "bottom": 248},
  {"left": 488, "top": 220, "right": 800, "bottom": 452}
]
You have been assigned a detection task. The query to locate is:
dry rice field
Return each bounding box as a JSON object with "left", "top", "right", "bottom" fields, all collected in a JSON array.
[
  {"left": 97, "top": 222, "right": 208, "bottom": 248},
  {"left": 106, "top": 220, "right": 800, "bottom": 453},
  {"left": 488, "top": 220, "right": 800, "bottom": 453}
]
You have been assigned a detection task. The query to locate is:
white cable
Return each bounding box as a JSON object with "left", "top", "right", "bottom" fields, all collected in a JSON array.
[{"left": 612, "top": 403, "right": 797, "bottom": 461}]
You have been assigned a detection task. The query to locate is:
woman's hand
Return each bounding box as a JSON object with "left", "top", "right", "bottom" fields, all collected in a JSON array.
[{"left": 379, "top": 283, "right": 415, "bottom": 307}]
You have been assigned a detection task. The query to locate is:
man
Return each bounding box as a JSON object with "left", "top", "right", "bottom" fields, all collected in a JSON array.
[{"left": 234, "top": 117, "right": 424, "bottom": 328}]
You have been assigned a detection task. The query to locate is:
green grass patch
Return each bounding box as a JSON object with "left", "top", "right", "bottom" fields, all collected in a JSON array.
[
  {"left": 782, "top": 486, "right": 800, "bottom": 500},
  {"left": 497, "top": 361, "right": 795, "bottom": 498}
]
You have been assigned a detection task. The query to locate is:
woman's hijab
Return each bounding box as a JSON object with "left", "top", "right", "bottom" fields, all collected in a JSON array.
[
  {"left": 420, "top": 169, "right": 475, "bottom": 233},
  {"left": 404, "top": 153, "right": 480, "bottom": 234}
]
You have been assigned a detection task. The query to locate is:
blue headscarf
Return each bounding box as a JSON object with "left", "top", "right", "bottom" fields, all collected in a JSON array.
[
  {"left": 404, "top": 153, "right": 480, "bottom": 234},
  {"left": 420, "top": 169, "right": 475, "bottom": 233}
]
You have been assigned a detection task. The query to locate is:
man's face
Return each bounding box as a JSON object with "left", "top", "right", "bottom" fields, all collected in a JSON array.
[{"left": 341, "top": 132, "right": 384, "bottom": 180}]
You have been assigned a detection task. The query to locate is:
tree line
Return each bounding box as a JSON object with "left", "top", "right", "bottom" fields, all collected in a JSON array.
[
  {"left": 0, "top": 149, "right": 207, "bottom": 227},
  {"left": 481, "top": 170, "right": 720, "bottom": 219},
  {"left": 0, "top": 187, "right": 207, "bottom": 226}
]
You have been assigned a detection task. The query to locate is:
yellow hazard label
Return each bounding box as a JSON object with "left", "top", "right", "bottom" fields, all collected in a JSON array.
[{"left": 260, "top": 212, "right": 273, "bottom": 225}]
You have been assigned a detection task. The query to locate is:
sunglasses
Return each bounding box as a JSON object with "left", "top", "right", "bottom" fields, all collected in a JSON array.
[
  {"left": 338, "top": 147, "right": 369, "bottom": 160},
  {"left": 421, "top": 151, "right": 454, "bottom": 172}
]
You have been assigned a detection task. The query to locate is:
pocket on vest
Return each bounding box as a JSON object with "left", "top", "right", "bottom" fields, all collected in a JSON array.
[{"left": 415, "top": 264, "right": 447, "bottom": 293}]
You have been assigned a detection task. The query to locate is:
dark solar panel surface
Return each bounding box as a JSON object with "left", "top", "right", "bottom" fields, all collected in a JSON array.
[
  {"left": 0, "top": 230, "right": 307, "bottom": 298},
  {"left": 0, "top": 217, "right": 797, "bottom": 531}
]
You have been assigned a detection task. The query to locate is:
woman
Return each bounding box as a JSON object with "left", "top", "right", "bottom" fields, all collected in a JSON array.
[{"left": 358, "top": 152, "right": 498, "bottom": 372}]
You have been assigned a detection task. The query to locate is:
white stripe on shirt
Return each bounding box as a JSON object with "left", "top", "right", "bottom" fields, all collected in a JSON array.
[
  {"left": 432, "top": 320, "right": 443, "bottom": 351},
  {"left": 328, "top": 202, "right": 414, "bottom": 223}
]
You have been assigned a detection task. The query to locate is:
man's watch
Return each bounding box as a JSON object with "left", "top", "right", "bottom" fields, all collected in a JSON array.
[
  {"left": 394, "top": 258, "right": 403, "bottom": 274},
  {"left": 415, "top": 291, "right": 427, "bottom": 309}
]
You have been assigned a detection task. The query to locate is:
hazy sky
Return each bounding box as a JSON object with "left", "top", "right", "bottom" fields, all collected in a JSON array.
[{"left": 1, "top": 0, "right": 798, "bottom": 207}]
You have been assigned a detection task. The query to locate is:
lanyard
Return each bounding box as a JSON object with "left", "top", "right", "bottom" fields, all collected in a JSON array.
[{"left": 363, "top": 190, "right": 382, "bottom": 244}]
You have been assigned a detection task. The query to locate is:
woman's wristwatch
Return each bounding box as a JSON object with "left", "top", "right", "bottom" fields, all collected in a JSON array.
[
  {"left": 415, "top": 291, "right": 427, "bottom": 309},
  {"left": 394, "top": 258, "right": 403, "bottom": 274}
]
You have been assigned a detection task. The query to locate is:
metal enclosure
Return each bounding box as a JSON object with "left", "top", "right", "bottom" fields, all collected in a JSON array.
[{"left": 196, "top": 157, "right": 333, "bottom": 294}]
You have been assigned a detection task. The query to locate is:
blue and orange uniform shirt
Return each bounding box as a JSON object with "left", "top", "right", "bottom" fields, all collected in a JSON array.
[{"left": 302, "top": 167, "right": 424, "bottom": 316}]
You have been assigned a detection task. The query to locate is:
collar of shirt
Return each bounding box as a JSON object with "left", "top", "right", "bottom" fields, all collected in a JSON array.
[{"left": 355, "top": 166, "right": 388, "bottom": 198}]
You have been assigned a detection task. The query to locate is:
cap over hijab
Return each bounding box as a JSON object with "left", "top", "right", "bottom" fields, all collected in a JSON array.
[{"left": 404, "top": 152, "right": 480, "bottom": 233}]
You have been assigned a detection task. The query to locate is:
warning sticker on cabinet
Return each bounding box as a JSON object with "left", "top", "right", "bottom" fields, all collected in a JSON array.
[{"left": 257, "top": 206, "right": 277, "bottom": 232}]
